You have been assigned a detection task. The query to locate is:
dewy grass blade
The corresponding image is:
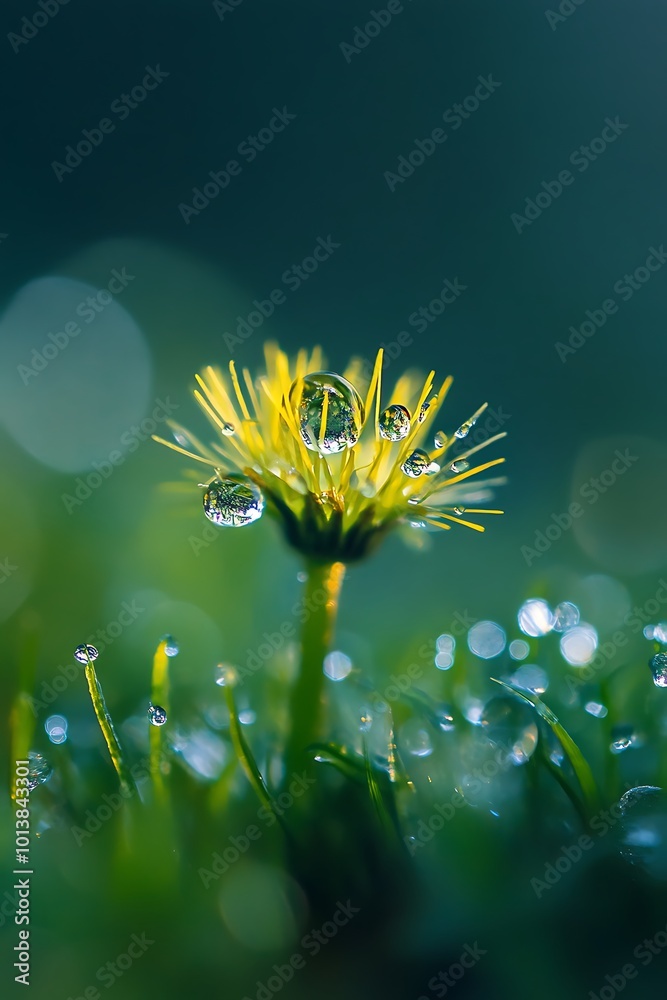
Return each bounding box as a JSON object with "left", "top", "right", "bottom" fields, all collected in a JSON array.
[
  {"left": 491, "top": 677, "right": 600, "bottom": 818},
  {"left": 82, "top": 648, "right": 135, "bottom": 797}
]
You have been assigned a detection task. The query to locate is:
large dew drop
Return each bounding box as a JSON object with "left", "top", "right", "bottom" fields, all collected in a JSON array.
[
  {"left": 203, "top": 478, "right": 264, "bottom": 527},
  {"left": 378, "top": 404, "right": 411, "bottom": 442},
  {"left": 74, "top": 643, "right": 99, "bottom": 664},
  {"left": 289, "top": 371, "right": 364, "bottom": 455},
  {"left": 148, "top": 704, "right": 168, "bottom": 727},
  {"left": 401, "top": 449, "right": 430, "bottom": 478},
  {"left": 650, "top": 653, "right": 667, "bottom": 688},
  {"left": 619, "top": 785, "right": 667, "bottom": 879},
  {"left": 480, "top": 696, "right": 538, "bottom": 765},
  {"left": 27, "top": 751, "right": 53, "bottom": 791}
]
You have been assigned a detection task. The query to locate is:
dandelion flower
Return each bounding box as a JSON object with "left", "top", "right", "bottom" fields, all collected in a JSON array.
[{"left": 154, "top": 343, "right": 506, "bottom": 563}]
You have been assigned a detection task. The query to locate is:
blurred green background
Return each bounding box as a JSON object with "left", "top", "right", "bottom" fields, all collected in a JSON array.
[{"left": 2, "top": 1, "right": 667, "bottom": 998}]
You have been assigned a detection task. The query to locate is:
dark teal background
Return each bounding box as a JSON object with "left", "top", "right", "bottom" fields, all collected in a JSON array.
[{"left": 2, "top": 2, "right": 667, "bottom": 998}]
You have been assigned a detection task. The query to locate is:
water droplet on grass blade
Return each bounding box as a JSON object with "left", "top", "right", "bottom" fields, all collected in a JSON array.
[
  {"left": 480, "top": 697, "right": 538, "bottom": 765},
  {"left": 378, "top": 404, "right": 411, "bottom": 442},
  {"left": 74, "top": 643, "right": 98, "bottom": 663},
  {"left": 290, "top": 371, "right": 364, "bottom": 455},
  {"left": 215, "top": 664, "right": 237, "bottom": 687},
  {"left": 402, "top": 449, "right": 430, "bottom": 478},
  {"left": 203, "top": 478, "right": 264, "bottom": 527},
  {"left": 162, "top": 634, "right": 179, "bottom": 657},
  {"left": 148, "top": 704, "right": 168, "bottom": 727},
  {"left": 27, "top": 751, "right": 53, "bottom": 790},
  {"left": 650, "top": 653, "right": 667, "bottom": 688}
]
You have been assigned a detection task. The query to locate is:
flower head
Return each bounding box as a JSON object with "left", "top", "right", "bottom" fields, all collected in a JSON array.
[{"left": 154, "top": 343, "right": 506, "bottom": 562}]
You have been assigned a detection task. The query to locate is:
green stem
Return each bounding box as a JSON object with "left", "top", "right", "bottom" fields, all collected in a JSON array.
[
  {"left": 83, "top": 656, "right": 134, "bottom": 797},
  {"left": 150, "top": 638, "right": 171, "bottom": 802},
  {"left": 284, "top": 561, "right": 345, "bottom": 780}
]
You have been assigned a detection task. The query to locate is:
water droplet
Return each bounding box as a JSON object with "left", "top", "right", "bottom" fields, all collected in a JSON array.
[
  {"left": 560, "top": 623, "right": 598, "bottom": 666},
  {"left": 610, "top": 725, "right": 636, "bottom": 753},
  {"left": 401, "top": 449, "right": 430, "bottom": 478},
  {"left": 518, "top": 599, "right": 554, "bottom": 637},
  {"left": 452, "top": 506, "right": 465, "bottom": 516},
  {"left": 448, "top": 460, "right": 469, "bottom": 474},
  {"left": 426, "top": 461, "right": 441, "bottom": 476},
  {"left": 400, "top": 718, "right": 433, "bottom": 757},
  {"left": 467, "top": 620, "right": 506, "bottom": 659},
  {"left": 619, "top": 786, "right": 667, "bottom": 879},
  {"left": 650, "top": 653, "right": 667, "bottom": 688},
  {"left": 215, "top": 663, "right": 237, "bottom": 687},
  {"left": 148, "top": 704, "right": 168, "bottom": 727},
  {"left": 359, "top": 708, "right": 373, "bottom": 732},
  {"left": 161, "top": 634, "right": 179, "bottom": 657},
  {"left": 480, "top": 696, "right": 538, "bottom": 765},
  {"left": 323, "top": 650, "right": 352, "bottom": 681},
  {"left": 45, "top": 714, "right": 68, "bottom": 745},
  {"left": 552, "top": 601, "right": 580, "bottom": 632},
  {"left": 455, "top": 419, "right": 474, "bottom": 440},
  {"left": 297, "top": 571, "right": 307, "bottom": 583},
  {"left": 222, "top": 422, "right": 235, "bottom": 436},
  {"left": 585, "top": 701, "right": 608, "bottom": 718},
  {"left": 238, "top": 708, "right": 256, "bottom": 725},
  {"left": 653, "top": 623, "right": 667, "bottom": 643},
  {"left": 203, "top": 477, "right": 264, "bottom": 527},
  {"left": 434, "top": 431, "right": 447, "bottom": 449},
  {"left": 510, "top": 664, "right": 549, "bottom": 694},
  {"left": 509, "top": 639, "right": 529, "bottom": 661},
  {"left": 418, "top": 397, "right": 436, "bottom": 423},
  {"left": 74, "top": 643, "right": 99, "bottom": 664},
  {"left": 27, "top": 751, "right": 53, "bottom": 790},
  {"left": 289, "top": 371, "right": 364, "bottom": 455},
  {"left": 378, "top": 404, "right": 411, "bottom": 442},
  {"left": 435, "top": 705, "right": 456, "bottom": 731}
]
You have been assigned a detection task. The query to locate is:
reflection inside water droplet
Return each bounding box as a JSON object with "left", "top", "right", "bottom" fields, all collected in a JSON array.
[
  {"left": 650, "top": 653, "right": 667, "bottom": 688},
  {"left": 401, "top": 449, "right": 430, "bottom": 478},
  {"left": 290, "top": 371, "right": 364, "bottom": 455},
  {"left": 148, "top": 704, "right": 168, "bottom": 727},
  {"left": 379, "top": 404, "right": 411, "bottom": 442},
  {"left": 203, "top": 478, "right": 264, "bottom": 527},
  {"left": 74, "top": 643, "right": 99, "bottom": 664},
  {"left": 162, "top": 634, "right": 179, "bottom": 657}
]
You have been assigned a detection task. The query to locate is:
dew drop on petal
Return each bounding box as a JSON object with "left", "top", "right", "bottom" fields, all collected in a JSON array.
[
  {"left": 27, "top": 751, "right": 53, "bottom": 790},
  {"left": 480, "top": 697, "right": 538, "bottom": 766},
  {"left": 455, "top": 420, "right": 474, "bottom": 440},
  {"left": 518, "top": 599, "right": 554, "bottom": 637},
  {"left": 148, "top": 704, "right": 168, "bottom": 727},
  {"left": 401, "top": 449, "right": 430, "bottom": 478},
  {"left": 452, "top": 507, "right": 465, "bottom": 516},
  {"left": 74, "top": 643, "right": 99, "bottom": 664},
  {"left": 222, "top": 422, "right": 235, "bottom": 436},
  {"left": 553, "top": 601, "right": 580, "bottom": 633},
  {"left": 418, "top": 397, "right": 436, "bottom": 423},
  {"left": 161, "top": 634, "right": 179, "bottom": 657},
  {"left": 203, "top": 478, "right": 264, "bottom": 527},
  {"left": 434, "top": 431, "right": 447, "bottom": 449},
  {"left": 650, "top": 653, "right": 667, "bottom": 688},
  {"left": 289, "top": 371, "right": 364, "bottom": 455},
  {"left": 378, "top": 404, "right": 411, "bottom": 442},
  {"left": 449, "top": 460, "right": 469, "bottom": 474}
]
